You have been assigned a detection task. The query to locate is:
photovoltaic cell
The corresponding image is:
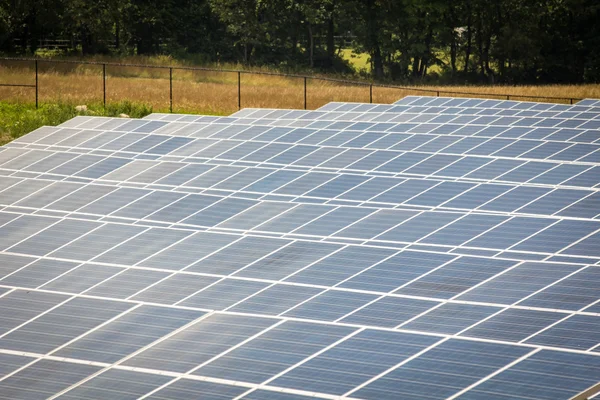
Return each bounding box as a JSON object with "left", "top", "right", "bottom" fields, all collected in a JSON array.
[
  {"left": 0, "top": 359, "right": 101, "bottom": 399},
  {"left": 355, "top": 340, "right": 531, "bottom": 399},
  {"left": 2, "top": 96, "right": 600, "bottom": 400},
  {"left": 458, "top": 350, "right": 600, "bottom": 400},
  {"left": 272, "top": 330, "right": 440, "bottom": 395}
]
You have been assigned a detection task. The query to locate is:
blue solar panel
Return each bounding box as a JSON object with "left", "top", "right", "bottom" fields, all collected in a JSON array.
[{"left": 1, "top": 95, "right": 599, "bottom": 399}]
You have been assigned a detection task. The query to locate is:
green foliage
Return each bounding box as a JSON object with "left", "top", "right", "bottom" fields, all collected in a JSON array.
[
  {"left": 0, "top": 100, "right": 152, "bottom": 145},
  {"left": 0, "top": 0, "right": 599, "bottom": 83}
]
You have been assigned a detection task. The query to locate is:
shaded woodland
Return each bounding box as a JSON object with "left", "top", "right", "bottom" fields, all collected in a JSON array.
[{"left": 1, "top": 0, "right": 599, "bottom": 83}]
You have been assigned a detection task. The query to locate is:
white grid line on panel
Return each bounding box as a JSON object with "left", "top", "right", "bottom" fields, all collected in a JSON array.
[
  {"left": 39, "top": 115, "right": 600, "bottom": 163},
  {"left": 33, "top": 122, "right": 600, "bottom": 177},
  {"left": 3, "top": 198, "right": 600, "bottom": 266},
  {"left": 6, "top": 141, "right": 600, "bottom": 199},
  {"left": 234, "top": 327, "right": 365, "bottom": 400},
  {"left": 342, "top": 337, "right": 450, "bottom": 398},
  {"left": 221, "top": 243, "right": 350, "bottom": 312},
  {"left": 1, "top": 281, "right": 600, "bottom": 358},
  {"left": 47, "top": 311, "right": 215, "bottom": 400},
  {"left": 3, "top": 191, "right": 599, "bottom": 267},
  {"left": 445, "top": 347, "right": 542, "bottom": 400},
  {"left": 172, "top": 240, "right": 298, "bottom": 306}
]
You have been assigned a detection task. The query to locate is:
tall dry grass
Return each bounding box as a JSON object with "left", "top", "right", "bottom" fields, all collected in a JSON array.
[{"left": 1, "top": 59, "right": 599, "bottom": 115}]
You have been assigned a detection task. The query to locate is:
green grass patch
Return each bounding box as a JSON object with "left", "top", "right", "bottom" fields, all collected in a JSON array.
[
  {"left": 339, "top": 49, "right": 371, "bottom": 73},
  {"left": 0, "top": 101, "right": 153, "bottom": 145}
]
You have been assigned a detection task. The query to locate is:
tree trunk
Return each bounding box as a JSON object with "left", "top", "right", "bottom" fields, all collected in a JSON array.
[
  {"left": 399, "top": 31, "right": 410, "bottom": 77},
  {"left": 115, "top": 20, "right": 120, "bottom": 50},
  {"left": 450, "top": 29, "right": 457, "bottom": 77},
  {"left": 326, "top": 16, "right": 335, "bottom": 67},
  {"left": 484, "top": 28, "right": 493, "bottom": 82},
  {"left": 136, "top": 30, "right": 154, "bottom": 55},
  {"left": 307, "top": 22, "right": 314, "bottom": 68},
  {"left": 372, "top": 45, "right": 384, "bottom": 78},
  {"left": 464, "top": 8, "right": 472, "bottom": 74},
  {"left": 20, "top": 27, "right": 28, "bottom": 53},
  {"left": 27, "top": 9, "right": 39, "bottom": 54},
  {"left": 412, "top": 56, "right": 420, "bottom": 78},
  {"left": 365, "top": 0, "right": 384, "bottom": 78},
  {"left": 476, "top": 12, "right": 485, "bottom": 79},
  {"left": 495, "top": 2, "right": 503, "bottom": 81},
  {"left": 447, "top": 7, "right": 457, "bottom": 78},
  {"left": 291, "top": 33, "right": 298, "bottom": 56},
  {"left": 420, "top": 25, "right": 433, "bottom": 78},
  {"left": 81, "top": 26, "right": 92, "bottom": 55}
]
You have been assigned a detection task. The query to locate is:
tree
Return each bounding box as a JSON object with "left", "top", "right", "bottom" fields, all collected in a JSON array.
[
  {"left": 1, "top": 0, "right": 599, "bottom": 83},
  {"left": 208, "top": 0, "right": 268, "bottom": 63}
]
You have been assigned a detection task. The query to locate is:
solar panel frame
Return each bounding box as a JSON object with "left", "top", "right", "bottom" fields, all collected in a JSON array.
[{"left": 1, "top": 96, "right": 600, "bottom": 400}]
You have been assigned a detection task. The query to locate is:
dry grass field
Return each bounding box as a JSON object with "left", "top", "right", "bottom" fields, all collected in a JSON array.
[{"left": 1, "top": 58, "right": 600, "bottom": 116}]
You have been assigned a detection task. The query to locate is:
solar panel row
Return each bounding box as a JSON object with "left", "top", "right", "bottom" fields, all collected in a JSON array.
[
  {"left": 393, "top": 96, "right": 600, "bottom": 109},
  {"left": 15, "top": 121, "right": 600, "bottom": 171},
  {"left": 154, "top": 109, "right": 600, "bottom": 144},
  {"left": 3, "top": 147, "right": 600, "bottom": 224},
  {"left": 0, "top": 173, "right": 599, "bottom": 260},
  {"left": 0, "top": 96, "right": 598, "bottom": 400}
]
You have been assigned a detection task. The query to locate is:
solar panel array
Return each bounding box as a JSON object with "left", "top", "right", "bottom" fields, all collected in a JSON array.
[{"left": 0, "top": 95, "right": 599, "bottom": 400}]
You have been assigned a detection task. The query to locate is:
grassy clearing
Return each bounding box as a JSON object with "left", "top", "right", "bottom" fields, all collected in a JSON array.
[
  {"left": 339, "top": 49, "right": 371, "bottom": 72},
  {"left": 2, "top": 62, "right": 598, "bottom": 115},
  {"left": 1, "top": 57, "right": 600, "bottom": 146},
  {"left": 19, "top": 53, "right": 345, "bottom": 78},
  {"left": 0, "top": 101, "right": 153, "bottom": 145}
]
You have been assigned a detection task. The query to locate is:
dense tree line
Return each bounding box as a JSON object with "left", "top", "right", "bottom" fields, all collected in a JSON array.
[{"left": 1, "top": 0, "right": 599, "bottom": 83}]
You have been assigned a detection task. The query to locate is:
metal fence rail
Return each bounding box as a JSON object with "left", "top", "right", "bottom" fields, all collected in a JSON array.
[{"left": 0, "top": 57, "right": 583, "bottom": 111}]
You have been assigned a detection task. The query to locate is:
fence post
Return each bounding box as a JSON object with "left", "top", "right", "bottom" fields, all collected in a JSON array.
[
  {"left": 304, "top": 77, "right": 307, "bottom": 110},
  {"left": 169, "top": 67, "right": 173, "bottom": 113},
  {"left": 35, "top": 60, "right": 38, "bottom": 109},
  {"left": 0, "top": 57, "right": 578, "bottom": 110},
  {"left": 102, "top": 63, "right": 106, "bottom": 108},
  {"left": 238, "top": 71, "right": 241, "bottom": 110}
]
